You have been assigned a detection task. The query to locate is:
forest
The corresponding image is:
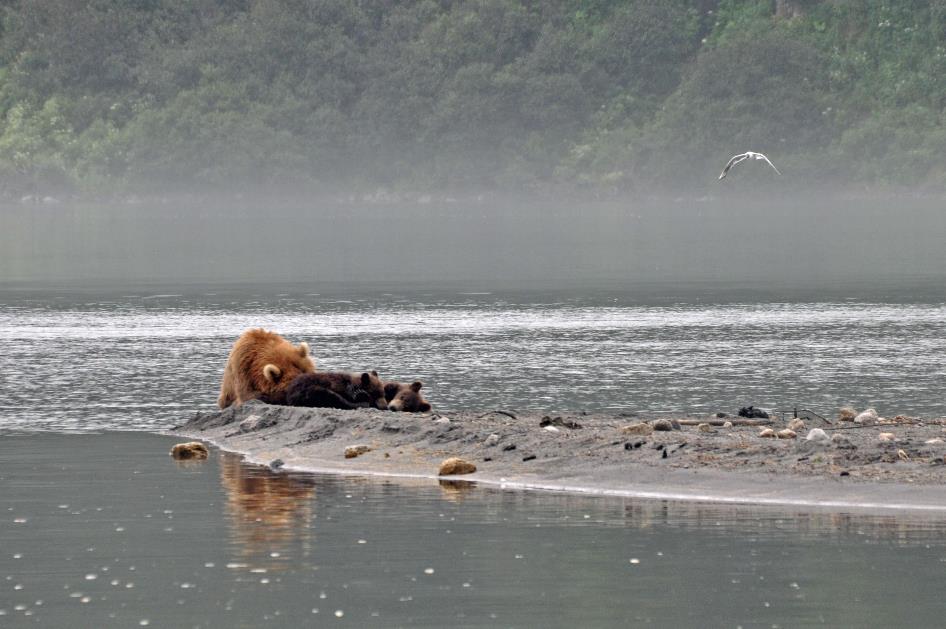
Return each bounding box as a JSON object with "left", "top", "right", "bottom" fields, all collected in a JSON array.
[{"left": 1, "top": 0, "right": 946, "bottom": 198}]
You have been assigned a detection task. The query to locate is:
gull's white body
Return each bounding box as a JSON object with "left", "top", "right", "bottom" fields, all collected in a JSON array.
[{"left": 718, "top": 151, "right": 781, "bottom": 180}]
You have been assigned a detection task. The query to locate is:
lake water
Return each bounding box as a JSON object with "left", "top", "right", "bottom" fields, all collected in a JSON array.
[
  {"left": 3, "top": 432, "right": 946, "bottom": 628},
  {"left": 3, "top": 197, "right": 945, "bottom": 430},
  {"left": 2, "top": 197, "right": 945, "bottom": 626},
  {"left": 1, "top": 282, "right": 945, "bottom": 432}
]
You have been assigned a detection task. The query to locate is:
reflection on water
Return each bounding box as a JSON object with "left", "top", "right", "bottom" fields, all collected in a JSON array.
[
  {"left": 219, "top": 453, "right": 316, "bottom": 569},
  {"left": 3, "top": 432, "right": 946, "bottom": 627}
]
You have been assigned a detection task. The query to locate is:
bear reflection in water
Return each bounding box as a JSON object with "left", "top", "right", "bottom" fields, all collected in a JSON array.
[{"left": 218, "top": 453, "right": 316, "bottom": 568}]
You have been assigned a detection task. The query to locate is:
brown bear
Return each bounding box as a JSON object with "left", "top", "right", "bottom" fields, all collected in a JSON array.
[
  {"left": 285, "top": 370, "right": 388, "bottom": 410},
  {"left": 384, "top": 380, "right": 432, "bottom": 413},
  {"left": 218, "top": 328, "right": 315, "bottom": 408}
]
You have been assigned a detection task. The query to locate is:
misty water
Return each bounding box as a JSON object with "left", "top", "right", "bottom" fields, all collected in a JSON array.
[
  {"left": 4, "top": 432, "right": 946, "bottom": 628},
  {"left": 2, "top": 198, "right": 946, "bottom": 625}
]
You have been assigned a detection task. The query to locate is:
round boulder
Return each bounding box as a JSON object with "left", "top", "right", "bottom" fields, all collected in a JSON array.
[
  {"left": 439, "top": 457, "right": 477, "bottom": 476},
  {"left": 170, "top": 442, "right": 209, "bottom": 460}
]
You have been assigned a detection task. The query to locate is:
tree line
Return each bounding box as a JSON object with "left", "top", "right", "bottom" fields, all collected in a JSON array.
[{"left": 1, "top": 0, "right": 945, "bottom": 198}]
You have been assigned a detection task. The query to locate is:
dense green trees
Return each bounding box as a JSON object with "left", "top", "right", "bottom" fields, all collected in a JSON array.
[{"left": 1, "top": 0, "right": 946, "bottom": 197}]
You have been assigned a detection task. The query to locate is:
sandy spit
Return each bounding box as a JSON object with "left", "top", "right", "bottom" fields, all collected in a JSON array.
[{"left": 171, "top": 401, "right": 946, "bottom": 514}]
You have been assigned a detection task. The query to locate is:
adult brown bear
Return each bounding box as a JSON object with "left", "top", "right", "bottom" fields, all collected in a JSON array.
[{"left": 218, "top": 329, "right": 315, "bottom": 408}]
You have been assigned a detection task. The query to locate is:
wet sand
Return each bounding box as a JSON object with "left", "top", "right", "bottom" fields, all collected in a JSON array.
[{"left": 172, "top": 401, "right": 946, "bottom": 514}]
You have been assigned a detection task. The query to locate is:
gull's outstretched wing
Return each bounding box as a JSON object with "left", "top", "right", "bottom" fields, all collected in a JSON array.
[
  {"left": 718, "top": 153, "right": 748, "bottom": 180},
  {"left": 757, "top": 153, "right": 781, "bottom": 175}
]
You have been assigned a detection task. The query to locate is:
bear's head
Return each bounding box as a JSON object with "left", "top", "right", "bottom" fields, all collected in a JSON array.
[
  {"left": 353, "top": 370, "right": 388, "bottom": 410},
  {"left": 384, "top": 380, "right": 432, "bottom": 413},
  {"left": 260, "top": 341, "right": 315, "bottom": 403}
]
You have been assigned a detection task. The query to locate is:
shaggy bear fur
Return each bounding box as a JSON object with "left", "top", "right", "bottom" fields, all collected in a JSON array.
[
  {"left": 218, "top": 328, "right": 315, "bottom": 408},
  {"left": 384, "top": 380, "right": 432, "bottom": 413},
  {"left": 285, "top": 370, "right": 388, "bottom": 410}
]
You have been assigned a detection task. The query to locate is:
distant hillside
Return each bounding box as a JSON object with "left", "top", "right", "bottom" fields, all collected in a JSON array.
[{"left": 1, "top": 0, "right": 945, "bottom": 198}]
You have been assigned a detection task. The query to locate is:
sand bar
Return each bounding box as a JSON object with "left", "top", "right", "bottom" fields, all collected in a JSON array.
[{"left": 172, "top": 401, "right": 946, "bottom": 514}]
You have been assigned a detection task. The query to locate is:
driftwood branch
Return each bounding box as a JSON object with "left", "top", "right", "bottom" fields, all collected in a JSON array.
[{"left": 676, "top": 418, "right": 773, "bottom": 427}]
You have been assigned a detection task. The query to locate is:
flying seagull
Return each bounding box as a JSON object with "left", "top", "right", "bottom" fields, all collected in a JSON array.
[{"left": 718, "top": 151, "right": 781, "bottom": 180}]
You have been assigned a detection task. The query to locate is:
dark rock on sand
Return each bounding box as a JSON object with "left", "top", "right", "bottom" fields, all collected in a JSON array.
[
  {"left": 739, "top": 406, "right": 770, "bottom": 419},
  {"left": 540, "top": 416, "right": 583, "bottom": 429}
]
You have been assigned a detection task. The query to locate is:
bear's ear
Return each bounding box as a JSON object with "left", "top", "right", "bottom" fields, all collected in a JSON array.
[
  {"left": 419, "top": 402, "right": 432, "bottom": 412},
  {"left": 384, "top": 382, "right": 400, "bottom": 400},
  {"left": 411, "top": 381, "right": 423, "bottom": 392},
  {"left": 297, "top": 342, "right": 309, "bottom": 357},
  {"left": 361, "top": 372, "right": 371, "bottom": 386},
  {"left": 370, "top": 370, "right": 378, "bottom": 376},
  {"left": 263, "top": 364, "right": 282, "bottom": 382}
]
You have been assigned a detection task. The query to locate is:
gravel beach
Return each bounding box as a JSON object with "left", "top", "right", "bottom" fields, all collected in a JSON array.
[{"left": 172, "top": 401, "right": 946, "bottom": 513}]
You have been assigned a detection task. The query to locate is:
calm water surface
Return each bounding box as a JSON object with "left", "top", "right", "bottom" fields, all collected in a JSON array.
[
  {"left": 2, "top": 432, "right": 946, "bottom": 628},
  {"left": 1, "top": 283, "right": 945, "bottom": 431}
]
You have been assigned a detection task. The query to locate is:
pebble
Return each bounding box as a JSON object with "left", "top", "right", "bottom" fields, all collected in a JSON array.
[
  {"left": 805, "top": 428, "right": 830, "bottom": 445},
  {"left": 897, "top": 449, "right": 909, "bottom": 461},
  {"left": 878, "top": 432, "right": 896, "bottom": 443},
  {"left": 169, "top": 442, "right": 208, "bottom": 460},
  {"left": 787, "top": 418, "right": 806, "bottom": 431},
  {"left": 777, "top": 429, "right": 797, "bottom": 439},
  {"left": 838, "top": 407, "right": 857, "bottom": 422},
  {"left": 653, "top": 419, "right": 674, "bottom": 432},
  {"left": 722, "top": 421, "right": 733, "bottom": 429},
  {"left": 831, "top": 434, "right": 855, "bottom": 449},
  {"left": 621, "top": 423, "right": 654, "bottom": 436},
  {"left": 484, "top": 434, "right": 500, "bottom": 446},
  {"left": 438, "top": 457, "right": 476, "bottom": 476},
  {"left": 697, "top": 423, "right": 714, "bottom": 433},
  {"left": 924, "top": 438, "right": 944, "bottom": 445},
  {"left": 238, "top": 415, "right": 266, "bottom": 433},
  {"left": 758, "top": 428, "right": 776, "bottom": 439},
  {"left": 344, "top": 445, "right": 372, "bottom": 459},
  {"left": 854, "top": 409, "right": 878, "bottom": 425},
  {"left": 543, "top": 425, "right": 560, "bottom": 433},
  {"left": 269, "top": 459, "right": 284, "bottom": 470}
]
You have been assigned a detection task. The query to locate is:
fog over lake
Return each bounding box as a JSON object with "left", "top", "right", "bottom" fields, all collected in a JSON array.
[{"left": 2, "top": 196, "right": 944, "bottom": 290}]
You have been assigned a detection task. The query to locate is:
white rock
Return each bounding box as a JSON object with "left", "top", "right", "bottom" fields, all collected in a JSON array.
[
  {"left": 622, "top": 423, "right": 654, "bottom": 436},
  {"left": 805, "top": 428, "right": 831, "bottom": 444},
  {"left": 484, "top": 434, "right": 500, "bottom": 446},
  {"left": 543, "top": 425, "right": 560, "bottom": 433},
  {"left": 787, "top": 418, "right": 806, "bottom": 431},
  {"left": 924, "top": 438, "right": 944, "bottom": 445},
  {"left": 722, "top": 421, "right": 733, "bottom": 429},
  {"left": 344, "top": 445, "right": 371, "bottom": 459},
  {"left": 777, "top": 429, "right": 797, "bottom": 439},
  {"left": 239, "top": 415, "right": 265, "bottom": 433},
  {"left": 878, "top": 432, "right": 896, "bottom": 443},
  {"left": 697, "top": 423, "right": 714, "bottom": 433},
  {"left": 758, "top": 428, "right": 776, "bottom": 439},
  {"left": 854, "top": 409, "right": 878, "bottom": 425}
]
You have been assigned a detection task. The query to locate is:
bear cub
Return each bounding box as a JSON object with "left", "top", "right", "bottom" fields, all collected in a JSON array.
[
  {"left": 384, "top": 380, "right": 432, "bottom": 413},
  {"left": 285, "top": 371, "right": 388, "bottom": 410}
]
